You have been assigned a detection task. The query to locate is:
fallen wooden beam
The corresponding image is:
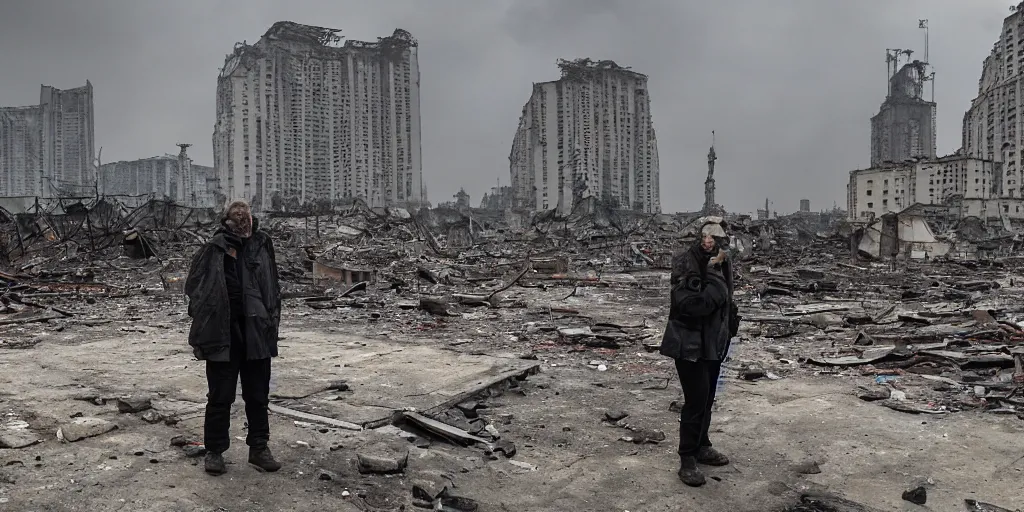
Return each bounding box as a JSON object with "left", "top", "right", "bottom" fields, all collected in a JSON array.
[
  {"left": 0, "top": 312, "right": 64, "bottom": 326},
  {"left": 268, "top": 403, "right": 362, "bottom": 431}
]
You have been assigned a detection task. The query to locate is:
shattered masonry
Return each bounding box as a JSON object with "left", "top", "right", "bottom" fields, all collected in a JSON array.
[
  {"left": 509, "top": 58, "right": 660, "bottom": 215},
  {"left": 213, "top": 22, "right": 424, "bottom": 211}
]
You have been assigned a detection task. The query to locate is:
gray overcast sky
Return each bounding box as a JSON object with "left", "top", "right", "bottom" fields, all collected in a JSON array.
[{"left": 0, "top": 0, "right": 1012, "bottom": 214}]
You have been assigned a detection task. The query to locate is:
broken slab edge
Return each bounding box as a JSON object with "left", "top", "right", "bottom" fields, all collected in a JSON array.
[{"left": 370, "top": 363, "right": 541, "bottom": 430}]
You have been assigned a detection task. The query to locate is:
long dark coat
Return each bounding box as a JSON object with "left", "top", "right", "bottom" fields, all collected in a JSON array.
[
  {"left": 185, "top": 217, "right": 281, "bottom": 362},
  {"left": 660, "top": 244, "right": 734, "bottom": 362}
]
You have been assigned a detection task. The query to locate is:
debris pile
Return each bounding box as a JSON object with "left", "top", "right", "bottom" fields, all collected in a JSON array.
[{"left": 3, "top": 196, "right": 1024, "bottom": 509}]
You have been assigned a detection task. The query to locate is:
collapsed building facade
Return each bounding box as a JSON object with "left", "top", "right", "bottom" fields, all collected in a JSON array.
[
  {"left": 0, "top": 82, "right": 96, "bottom": 198},
  {"left": 509, "top": 59, "right": 660, "bottom": 215},
  {"left": 213, "top": 22, "right": 424, "bottom": 211}
]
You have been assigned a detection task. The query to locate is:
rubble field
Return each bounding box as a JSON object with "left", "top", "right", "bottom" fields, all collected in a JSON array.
[{"left": 1, "top": 198, "right": 1023, "bottom": 511}]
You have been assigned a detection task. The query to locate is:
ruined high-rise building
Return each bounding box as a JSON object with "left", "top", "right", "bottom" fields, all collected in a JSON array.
[
  {"left": 0, "top": 82, "right": 95, "bottom": 197},
  {"left": 870, "top": 54, "right": 936, "bottom": 166},
  {"left": 0, "top": 106, "right": 42, "bottom": 197},
  {"left": 213, "top": 22, "right": 423, "bottom": 210},
  {"left": 962, "top": 1, "right": 1024, "bottom": 198},
  {"left": 509, "top": 58, "right": 660, "bottom": 214}
]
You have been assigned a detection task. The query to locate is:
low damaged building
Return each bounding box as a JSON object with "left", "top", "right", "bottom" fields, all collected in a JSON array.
[
  {"left": 848, "top": 155, "right": 1024, "bottom": 221},
  {"left": 845, "top": 155, "right": 1021, "bottom": 219},
  {"left": 100, "top": 151, "right": 218, "bottom": 208}
]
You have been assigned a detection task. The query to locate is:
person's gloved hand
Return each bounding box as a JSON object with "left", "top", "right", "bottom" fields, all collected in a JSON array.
[{"left": 708, "top": 247, "right": 728, "bottom": 268}]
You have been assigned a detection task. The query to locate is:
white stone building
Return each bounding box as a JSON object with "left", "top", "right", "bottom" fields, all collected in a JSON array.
[
  {"left": 847, "top": 155, "right": 1011, "bottom": 219},
  {"left": 961, "top": 1, "right": 1024, "bottom": 197},
  {"left": 0, "top": 82, "right": 95, "bottom": 197},
  {"left": 509, "top": 59, "right": 660, "bottom": 214},
  {"left": 213, "top": 22, "right": 423, "bottom": 210}
]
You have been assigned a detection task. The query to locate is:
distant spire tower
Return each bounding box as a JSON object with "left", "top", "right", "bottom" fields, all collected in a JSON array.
[{"left": 703, "top": 131, "right": 717, "bottom": 215}]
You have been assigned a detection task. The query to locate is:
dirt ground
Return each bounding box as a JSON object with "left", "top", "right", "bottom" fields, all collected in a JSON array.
[{"left": 1, "top": 277, "right": 1022, "bottom": 512}]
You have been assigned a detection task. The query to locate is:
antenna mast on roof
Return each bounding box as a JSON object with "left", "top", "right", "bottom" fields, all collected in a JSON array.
[
  {"left": 885, "top": 49, "right": 904, "bottom": 96},
  {"left": 919, "top": 19, "right": 929, "bottom": 64},
  {"left": 920, "top": 20, "right": 935, "bottom": 102}
]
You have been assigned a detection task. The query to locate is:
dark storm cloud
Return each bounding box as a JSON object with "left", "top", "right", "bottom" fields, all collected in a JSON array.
[{"left": 0, "top": 0, "right": 1010, "bottom": 213}]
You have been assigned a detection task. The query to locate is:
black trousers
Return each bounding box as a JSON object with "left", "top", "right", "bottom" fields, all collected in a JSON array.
[
  {"left": 204, "top": 321, "right": 272, "bottom": 454},
  {"left": 675, "top": 358, "right": 722, "bottom": 458}
]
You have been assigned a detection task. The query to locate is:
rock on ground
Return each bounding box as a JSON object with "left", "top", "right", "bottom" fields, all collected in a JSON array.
[
  {"left": 357, "top": 446, "right": 410, "bottom": 474},
  {"left": 56, "top": 417, "right": 117, "bottom": 442},
  {"left": 0, "top": 429, "right": 40, "bottom": 449}
]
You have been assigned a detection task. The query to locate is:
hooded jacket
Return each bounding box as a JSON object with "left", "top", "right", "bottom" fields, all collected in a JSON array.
[
  {"left": 185, "top": 217, "right": 281, "bottom": 361},
  {"left": 660, "top": 243, "right": 734, "bottom": 362}
]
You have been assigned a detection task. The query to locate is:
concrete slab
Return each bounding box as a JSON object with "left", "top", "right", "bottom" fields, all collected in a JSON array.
[
  {"left": 0, "top": 329, "right": 538, "bottom": 431},
  {"left": 270, "top": 331, "right": 539, "bottom": 427}
]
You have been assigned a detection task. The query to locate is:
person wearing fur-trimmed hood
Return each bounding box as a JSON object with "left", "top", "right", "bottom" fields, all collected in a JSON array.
[
  {"left": 661, "top": 219, "right": 739, "bottom": 487},
  {"left": 184, "top": 200, "right": 282, "bottom": 475}
]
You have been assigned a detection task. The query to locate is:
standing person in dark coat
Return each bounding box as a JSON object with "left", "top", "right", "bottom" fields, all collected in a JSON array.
[
  {"left": 660, "top": 220, "right": 739, "bottom": 487},
  {"left": 185, "top": 200, "right": 282, "bottom": 475}
]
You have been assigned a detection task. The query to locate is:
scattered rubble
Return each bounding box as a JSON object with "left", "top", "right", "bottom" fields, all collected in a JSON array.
[
  {"left": 2, "top": 198, "right": 1024, "bottom": 509},
  {"left": 964, "top": 499, "right": 1018, "bottom": 512},
  {"left": 56, "top": 417, "right": 117, "bottom": 443},
  {"left": 902, "top": 486, "right": 927, "bottom": 505},
  {"left": 0, "top": 419, "right": 39, "bottom": 449},
  {"left": 356, "top": 446, "right": 409, "bottom": 474},
  {"left": 116, "top": 396, "right": 152, "bottom": 414},
  {"left": 792, "top": 460, "right": 822, "bottom": 475}
]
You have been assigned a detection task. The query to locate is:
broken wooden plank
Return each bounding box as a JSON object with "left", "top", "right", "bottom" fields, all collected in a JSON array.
[
  {"left": 401, "top": 411, "right": 516, "bottom": 458},
  {"left": 268, "top": 403, "right": 362, "bottom": 431}
]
